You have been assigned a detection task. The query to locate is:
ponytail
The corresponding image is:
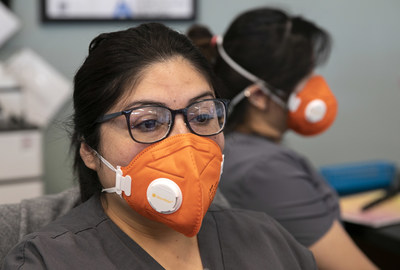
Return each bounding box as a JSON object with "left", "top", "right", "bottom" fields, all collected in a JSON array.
[{"left": 186, "top": 24, "right": 217, "bottom": 64}]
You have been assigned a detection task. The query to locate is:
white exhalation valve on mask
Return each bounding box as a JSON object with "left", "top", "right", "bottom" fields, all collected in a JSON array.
[{"left": 146, "top": 178, "right": 183, "bottom": 214}]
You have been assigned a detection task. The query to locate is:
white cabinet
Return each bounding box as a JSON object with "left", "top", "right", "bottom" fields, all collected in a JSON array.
[{"left": 0, "top": 129, "right": 43, "bottom": 204}]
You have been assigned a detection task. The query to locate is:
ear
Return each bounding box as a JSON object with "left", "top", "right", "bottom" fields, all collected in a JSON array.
[
  {"left": 79, "top": 142, "right": 98, "bottom": 171},
  {"left": 245, "top": 85, "right": 269, "bottom": 110}
]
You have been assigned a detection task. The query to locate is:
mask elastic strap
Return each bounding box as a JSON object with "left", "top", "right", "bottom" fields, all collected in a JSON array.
[
  {"left": 219, "top": 154, "right": 224, "bottom": 181},
  {"left": 215, "top": 36, "right": 287, "bottom": 110},
  {"left": 91, "top": 149, "right": 131, "bottom": 197}
]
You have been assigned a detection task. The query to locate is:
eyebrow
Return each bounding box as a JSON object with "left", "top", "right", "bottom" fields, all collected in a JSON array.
[{"left": 122, "top": 91, "right": 215, "bottom": 110}]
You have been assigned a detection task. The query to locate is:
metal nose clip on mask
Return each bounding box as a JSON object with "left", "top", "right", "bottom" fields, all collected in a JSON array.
[
  {"left": 215, "top": 35, "right": 337, "bottom": 136},
  {"left": 95, "top": 133, "right": 224, "bottom": 237}
]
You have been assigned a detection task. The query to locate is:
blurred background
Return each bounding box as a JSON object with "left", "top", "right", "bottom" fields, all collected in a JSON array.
[{"left": 1, "top": 0, "right": 399, "bottom": 198}]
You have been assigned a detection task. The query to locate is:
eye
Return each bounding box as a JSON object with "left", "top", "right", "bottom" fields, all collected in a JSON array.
[
  {"left": 129, "top": 107, "right": 171, "bottom": 133},
  {"left": 131, "top": 114, "right": 169, "bottom": 133},
  {"left": 191, "top": 113, "right": 215, "bottom": 124},
  {"left": 187, "top": 100, "right": 218, "bottom": 126},
  {"left": 132, "top": 119, "right": 160, "bottom": 132}
]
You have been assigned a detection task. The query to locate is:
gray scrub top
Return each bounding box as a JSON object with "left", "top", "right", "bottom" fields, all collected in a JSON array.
[
  {"left": 219, "top": 132, "right": 340, "bottom": 247},
  {"left": 2, "top": 193, "right": 316, "bottom": 269}
]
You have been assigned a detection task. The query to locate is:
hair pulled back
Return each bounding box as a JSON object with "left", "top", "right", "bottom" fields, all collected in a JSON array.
[{"left": 187, "top": 7, "right": 332, "bottom": 132}]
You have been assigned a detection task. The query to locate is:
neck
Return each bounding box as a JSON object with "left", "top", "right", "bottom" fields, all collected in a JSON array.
[
  {"left": 236, "top": 125, "right": 282, "bottom": 143},
  {"left": 101, "top": 193, "right": 179, "bottom": 239},
  {"left": 237, "top": 105, "right": 286, "bottom": 143},
  {"left": 101, "top": 193, "right": 203, "bottom": 269}
]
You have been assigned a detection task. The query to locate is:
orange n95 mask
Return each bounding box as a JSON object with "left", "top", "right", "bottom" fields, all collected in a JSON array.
[
  {"left": 97, "top": 133, "right": 224, "bottom": 237},
  {"left": 287, "top": 75, "right": 338, "bottom": 136},
  {"left": 215, "top": 36, "right": 337, "bottom": 136}
]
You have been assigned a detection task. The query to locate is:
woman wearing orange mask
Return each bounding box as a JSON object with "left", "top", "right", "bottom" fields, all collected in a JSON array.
[
  {"left": 3, "top": 23, "right": 316, "bottom": 269},
  {"left": 188, "top": 7, "right": 378, "bottom": 270}
]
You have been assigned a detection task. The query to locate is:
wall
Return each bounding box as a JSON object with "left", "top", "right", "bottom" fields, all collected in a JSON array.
[{"left": 1, "top": 0, "right": 399, "bottom": 194}]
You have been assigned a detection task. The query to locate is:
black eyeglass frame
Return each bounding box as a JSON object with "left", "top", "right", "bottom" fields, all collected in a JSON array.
[{"left": 95, "top": 98, "right": 230, "bottom": 144}]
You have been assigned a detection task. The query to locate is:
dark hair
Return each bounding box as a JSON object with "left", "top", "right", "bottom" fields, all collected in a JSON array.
[
  {"left": 72, "top": 23, "right": 220, "bottom": 202},
  {"left": 187, "top": 7, "right": 332, "bottom": 132},
  {"left": 187, "top": 24, "right": 217, "bottom": 64}
]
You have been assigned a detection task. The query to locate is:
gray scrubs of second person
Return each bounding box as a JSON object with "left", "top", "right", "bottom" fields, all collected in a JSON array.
[{"left": 219, "top": 132, "right": 340, "bottom": 247}]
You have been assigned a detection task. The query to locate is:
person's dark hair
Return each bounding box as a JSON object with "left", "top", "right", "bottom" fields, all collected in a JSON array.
[
  {"left": 187, "top": 24, "right": 217, "bottom": 64},
  {"left": 72, "top": 23, "right": 220, "bottom": 202},
  {"left": 188, "top": 7, "right": 332, "bottom": 132}
]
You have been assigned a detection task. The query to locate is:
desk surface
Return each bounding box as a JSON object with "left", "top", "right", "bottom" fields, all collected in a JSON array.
[{"left": 340, "top": 189, "right": 400, "bottom": 228}]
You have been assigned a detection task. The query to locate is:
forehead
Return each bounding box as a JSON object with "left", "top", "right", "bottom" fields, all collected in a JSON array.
[{"left": 114, "top": 57, "right": 214, "bottom": 110}]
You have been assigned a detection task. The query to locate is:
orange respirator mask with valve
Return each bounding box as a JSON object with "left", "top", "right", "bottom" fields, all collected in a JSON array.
[
  {"left": 95, "top": 133, "right": 224, "bottom": 237},
  {"left": 286, "top": 75, "right": 338, "bottom": 136},
  {"left": 216, "top": 35, "right": 338, "bottom": 136}
]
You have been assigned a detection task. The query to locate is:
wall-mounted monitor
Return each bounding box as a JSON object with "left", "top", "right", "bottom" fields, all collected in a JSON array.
[{"left": 41, "top": 0, "right": 197, "bottom": 22}]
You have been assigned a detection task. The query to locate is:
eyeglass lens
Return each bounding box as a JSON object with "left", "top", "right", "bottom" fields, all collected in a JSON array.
[{"left": 128, "top": 99, "right": 226, "bottom": 143}]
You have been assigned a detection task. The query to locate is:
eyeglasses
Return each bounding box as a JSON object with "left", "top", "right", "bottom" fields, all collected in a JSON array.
[{"left": 96, "top": 98, "right": 229, "bottom": 144}]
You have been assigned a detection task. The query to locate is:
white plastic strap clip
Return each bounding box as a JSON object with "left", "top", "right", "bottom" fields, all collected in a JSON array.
[
  {"left": 114, "top": 167, "right": 132, "bottom": 196},
  {"left": 93, "top": 149, "right": 132, "bottom": 197}
]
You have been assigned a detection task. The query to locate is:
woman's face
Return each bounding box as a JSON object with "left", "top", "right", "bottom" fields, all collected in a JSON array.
[{"left": 96, "top": 57, "right": 224, "bottom": 189}]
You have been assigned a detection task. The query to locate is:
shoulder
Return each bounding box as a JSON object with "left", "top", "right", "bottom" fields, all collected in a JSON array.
[
  {"left": 35, "top": 194, "right": 106, "bottom": 236},
  {"left": 0, "top": 187, "right": 81, "bottom": 266},
  {"left": 15, "top": 194, "right": 105, "bottom": 241},
  {"left": 2, "top": 195, "right": 113, "bottom": 269},
  {"left": 16, "top": 194, "right": 106, "bottom": 244},
  {"left": 207, "top": 206, "right": 289, "bottom": 235},
  {"left": 205, "top": 207, "right": 316, "bottom": 269},
  {"left": 0, "top": 186, "right": 81, "bottom": 238},
  {"left": 206, "top": 206, "right": 302, "bottom": 249},
  {"left": 224, "top": 132, "right": 305, "bottom": 169}
]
